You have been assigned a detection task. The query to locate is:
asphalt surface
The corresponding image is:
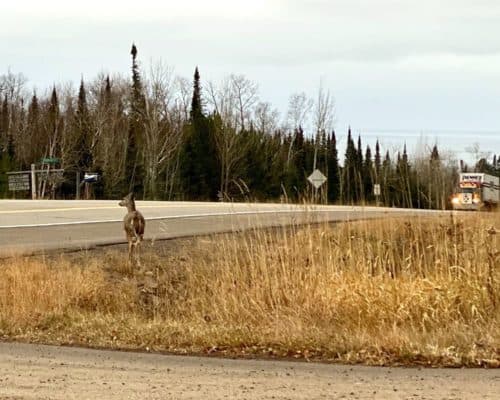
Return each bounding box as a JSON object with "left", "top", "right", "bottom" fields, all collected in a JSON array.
[
  {"left": 0, "top": 342, "right": 498, "bottom": 400},
  {"left": 0, "top": 200, "right": 442, "bottom": 256}
]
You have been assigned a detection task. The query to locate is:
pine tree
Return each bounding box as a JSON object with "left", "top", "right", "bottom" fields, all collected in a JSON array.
[
  {"left": 190, "top": 67, "right": 202, "bottom": 120},
  {"left": 0, "top": 96, "right": 11, "bottom": 196},
  {"left": 25, "top": 92, "right": 40, "bottom": 165},
  {"left": 374, "top": 139, "right": 381, "bottom": 182},
  {"left": 382, "top": 150, "right": 392, "bottom": 206},
  {"left": 363, "top": 145, "right": 373, "bottom": 202},
  {"left": 125, "top": 43, "right": 146, "bottom": 196},
  {"left": 180, "top": 67, "right": 220, "bottom": 200},
  {"left": 47, "top": 87, "right": 60, "bottom": 158},
  {"left": 397, "top": 144, "right": 411, "bottom": 207},
  {"left": 74, "top": 78, "right": 92, "bottom": 173},
  {"left": 0, "top": 96, "right": 8, "bottom": 153},
  {"left": 356, "top": 135, "right": 363, "bottom": 200},
  {"left": 327, "top": 130, "right": 340, "bottom": 203},
  {"left": 342, "top": 127, "right": 358, "bottom": 203},
  {"left": 429, "top": 144, "right": 441, "bottom": 209}
]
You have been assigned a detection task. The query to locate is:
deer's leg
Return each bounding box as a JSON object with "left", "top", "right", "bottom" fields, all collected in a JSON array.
[
  {"left": 128, "top": 239, "right": 133, "bottom": 262},
  {"left": 134, "top": 241, "right": 142, "bottom": 266}
]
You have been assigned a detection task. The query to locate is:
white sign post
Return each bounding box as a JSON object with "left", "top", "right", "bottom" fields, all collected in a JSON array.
[
  {"left": 373, "top": 183, "right": 381, "bottom": 206},
  {"left": 307, "top": 169, "right": 327, "bottom": 203}
]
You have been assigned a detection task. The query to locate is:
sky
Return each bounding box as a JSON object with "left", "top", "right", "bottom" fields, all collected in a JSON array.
[{"left": 1, "top": 0, "right": 499, "bottom": 162}]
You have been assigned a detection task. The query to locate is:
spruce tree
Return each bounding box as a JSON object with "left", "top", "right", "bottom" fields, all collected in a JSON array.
[
  {"left": 125, "top": 43, "right": 146, "bottom": 196},
  {"left": 180, "top": 67, "right": 220, "bottom": 200},
  {"left": 0, "top": 96, "right": 9, "bottom": 153},
  {"left": 397, "top": 144, "right": 411, "bottom": 207},
  {"left": 382, "top": 150, "right": 392, "bottom": 206},
  {"left": 47, "top": 87, "right": 60, "bottom": 157},
  {"left": 374, "top": 140, "right": 381, "bottom": 182},
  {"left": 363, "top": 145, "right": 373, "bottom": 202},
  {"left": 327, "top": 130, "right": 340, "bottom": 203},
  {"left": 342, "top": 127, "right": 358, "bottom": 203},
  {"left": 356, "top": 135, "right": 363, "bottom": 200},
  {"left": 190, "top": 67, "right": 202, "bottom": 119},
  {"left": 75, "top": 78, "right": 92, "bottom": 174}
]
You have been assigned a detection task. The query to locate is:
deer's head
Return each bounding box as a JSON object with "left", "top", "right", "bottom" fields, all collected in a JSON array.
[{"left": 119, "top": 192, "right": 135, "bottom": 209}]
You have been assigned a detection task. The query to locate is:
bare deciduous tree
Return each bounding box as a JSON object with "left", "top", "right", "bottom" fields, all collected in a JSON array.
[
  {"left": 206, "top": 76, "right": 258, "bottom": 198},
  {"left": 285, "top": 92, "right": 313, "bottom": 166},
  {"left": 142, "top": 61, "right": 185, "bottom": 199},
  {"left": 253, "top": 101, "right": 279, "bottom": 134},
  {"left": 229, "top": 74, "right": 259, "bottom": 131},
  {"left": 312, "top": 80, "right": 335, "bottom": 170}
]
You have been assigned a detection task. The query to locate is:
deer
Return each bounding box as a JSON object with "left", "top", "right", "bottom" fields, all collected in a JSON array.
[{"left": 118, "top": 192, "right": 145, "bottom": 264}]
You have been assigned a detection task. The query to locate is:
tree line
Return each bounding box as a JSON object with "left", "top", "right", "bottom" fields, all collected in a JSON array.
[{"left": 0, "top": 45, "right": 498, "bottom": 208}]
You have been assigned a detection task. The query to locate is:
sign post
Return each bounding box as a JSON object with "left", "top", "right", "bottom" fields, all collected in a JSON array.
[
  {"left": 373, "top": 183, "right": 381, "bottom": 206},
  {"left": 31, "top": 164, "right": 36, "bottom": 199}
]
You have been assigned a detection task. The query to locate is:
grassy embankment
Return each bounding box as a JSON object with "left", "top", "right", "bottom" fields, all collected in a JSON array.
[{"left": 0, "top": 212, "right": 498, "bottom": 366}]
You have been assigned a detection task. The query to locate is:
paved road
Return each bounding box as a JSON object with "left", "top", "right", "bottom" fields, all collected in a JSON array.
[
  {"left": 0, "top": 200, "right": 442, "bottom": 256},
  {"left": 0, "top": 342, "right": 498, "bottom": 400}
]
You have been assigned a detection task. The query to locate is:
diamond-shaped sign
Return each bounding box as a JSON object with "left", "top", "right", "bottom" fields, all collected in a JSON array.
[{"left": 307, "top": 169, "right": 327, "bottom": 189}]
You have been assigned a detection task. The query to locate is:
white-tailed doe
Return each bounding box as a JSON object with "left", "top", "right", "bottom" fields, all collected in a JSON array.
[{"left": 118, "top": 192, "right": 145, "bottom": 263}]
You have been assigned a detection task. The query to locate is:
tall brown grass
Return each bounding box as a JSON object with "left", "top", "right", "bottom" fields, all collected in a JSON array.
[{"left": 0, "top": 213, "right": 498, "bottom": 366}]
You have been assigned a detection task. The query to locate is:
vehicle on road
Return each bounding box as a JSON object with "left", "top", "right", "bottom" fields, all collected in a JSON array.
[{"left": 451, "top": 173, "right": 499, "bottom": 210}]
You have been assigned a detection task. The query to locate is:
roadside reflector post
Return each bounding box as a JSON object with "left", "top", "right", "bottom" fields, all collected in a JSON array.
[
  {"left": 30, "top": 164, "right": 36, "bottom": 200},
  {"left": 76, "top": 171, "right": 80, "bottom": 200},
  {"left": 374, "top": 184, "right": 381, "bottom": 206}
]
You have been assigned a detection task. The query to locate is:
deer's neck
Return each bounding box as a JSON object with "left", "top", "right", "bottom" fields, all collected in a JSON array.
[{"left": 127, "top": 202, "right": 136, "bottom": 213}]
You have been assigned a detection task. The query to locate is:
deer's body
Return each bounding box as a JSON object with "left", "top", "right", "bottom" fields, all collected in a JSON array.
[{"left": 119, "top": 193, "right": 145, "bottom": 262}]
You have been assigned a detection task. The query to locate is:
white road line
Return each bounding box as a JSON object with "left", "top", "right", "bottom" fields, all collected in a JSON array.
[
  {"left": 0, "top": 203, "right": 231, "bottom": 214},
  {"left": 0, "top": 209, "right": 382, "bottom": 229}
]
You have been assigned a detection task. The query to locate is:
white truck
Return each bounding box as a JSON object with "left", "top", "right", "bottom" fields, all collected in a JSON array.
[{"left": 451, "top": 173, "right": 499, "bottom": 210}]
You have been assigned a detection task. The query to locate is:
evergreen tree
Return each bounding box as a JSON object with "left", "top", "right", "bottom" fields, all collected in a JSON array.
[
  {"left": 190, "top": 67, "right": 202, "bottom": 119},
  {"left": 125, "top": 43, "right": 146, "bottom": 196},
  {"left": 47, "top": 87, "right": 61, "bottom": 158},
  {"left": 74, "top": 79, "right": 92, "bottom": 173},
  {"left": 382, "top": 150, "right": 392, "bottom": 206},
  {"left": 0, "top": 96, "right": 9, "bottom": 153},
  {"left": 327, "top": 130, "right": 340, "bottom": 203},
  {"left": 180, "top": 67, "right": 220, "bottom": 200},
  {"left": 374, "top": 139, "right": 381, "bottom": 182},
  {"left": 342, "top": 127, "right": 358, "bottom": 203},
  {"left": 0, "top": 96, "right": 11, "bottom": 196},
  {"left": 429, "top": 144, "right": 442, "bottom": 209},
  {"left": 356, "top": 135, "right": 363, "bottom": 200},
  {"left": 397, "top": 144, "right": 411, "bottom": 207},
  {"left": 24, "top": 92, "right": 41, "bottom": 165},
  {"left": 363, "top": 145, "right": 373, "bottom": 202}
]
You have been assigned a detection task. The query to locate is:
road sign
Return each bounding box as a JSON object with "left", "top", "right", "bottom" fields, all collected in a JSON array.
[
  {"left": 374, "top": 184, "right": 381, "bottom": 196},
  {"left": 307, "top": 169, "right": 327, "bottom": 189},
  {"left": 7, "top": 173, "right": 30, "bottom": 191},
  {"left": 41, "top": 157, "right": 60, "bottom": 164}
]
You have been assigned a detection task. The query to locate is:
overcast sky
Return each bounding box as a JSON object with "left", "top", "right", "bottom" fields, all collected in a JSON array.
[{"left": 2, "top": 0, "right": 499, "bottom": 158}]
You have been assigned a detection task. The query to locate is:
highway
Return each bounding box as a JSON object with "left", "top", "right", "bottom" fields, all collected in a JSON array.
[{"left": 0, "top": 199, "right": 441, "bottom": 256}]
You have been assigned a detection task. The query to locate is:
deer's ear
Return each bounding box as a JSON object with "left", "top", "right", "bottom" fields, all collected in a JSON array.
[{"left": 129, "top": 192, "right": 135, "bottom": 200}]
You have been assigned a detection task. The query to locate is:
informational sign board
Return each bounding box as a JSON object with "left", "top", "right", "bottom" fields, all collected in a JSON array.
[
  {"left": 373, "top": 184, "right": 381, "bottom": 196},
  {"left": 7, "top": 173, "right": 30, "bottom": 191},
  {"left": 307, "top": 169, "right": 327, "bottom": 189}
]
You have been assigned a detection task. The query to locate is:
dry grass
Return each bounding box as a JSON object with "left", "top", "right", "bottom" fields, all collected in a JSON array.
[{"left": 0, "top": 213, "right": 499, "bottom": 366}]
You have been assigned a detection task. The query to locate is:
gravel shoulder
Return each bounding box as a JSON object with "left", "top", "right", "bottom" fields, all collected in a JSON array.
[{"left": 0, "top": 342, "right": 499, "bottom": 400}]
